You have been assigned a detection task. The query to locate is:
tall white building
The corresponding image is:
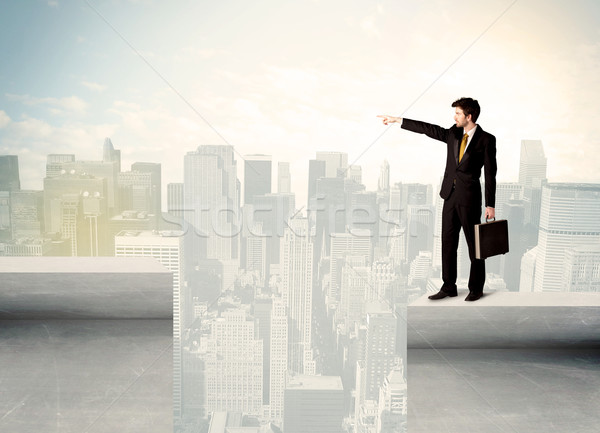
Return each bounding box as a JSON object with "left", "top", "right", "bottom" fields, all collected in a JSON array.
[
  {"left": 519, "top": 247, "right": 538, "bottom": 293},
  {"left": 364, "top": 303, "right": 397, "bottom": 401},
  {"left": 278, "top": 161, "right": 291, "bottom": 194},
  {"left": 283, "top": 375, "right": 344, "bottom": 433},
  {"left": 376, "top": 363, "right": 407, "bottom": 433},
  {"left": 378, "top": 160, "right": 390, "bottom": 192},
  {"left": 114, "top": 230, "right": 184, "bottom": 418},
  {"left": 329, "top": 231, "right": 372, "bottom": 301},
  {"left": 192, "top": 308, "right": 263, "bottom": 415},
  {"left": 246, "top": 222, "right": 267, "bottom": 283},
  {"left": 388, "top": 226, "right": 406, "bottom": 264},
  {"left": 184, "top": 145, "right": 239, "bottom": 261},
  {"left": 518, "top": 140, "right": 547, "bottom": 227},
  {"left": 406, "top": 204, "right": 434, "bottom": 263},
  {"left": 46, "top": 154, "right": 75, "bottom": 178},
  {"left": 518, "top": 140, "right": 547, "bottom": 188},
  {"left": 280, "top": 217, "right": 313, "bottom": 375},
  {"left": 118, "top": 170, "right": 153, "bottom": 213},
  {"left": 370, "top": 258, "right": 395, "bottom": 304},
  {"left": 408, "top": 251, "right": 432, "bottom": 285},
  {"left": 167, "top": 182, "right": 184, "bottom": 218},
  {"left": 534, "top": 184, "right": 600, "bottom": 292},
  {"left": 347, "top": 165, "right": 363, "bottom": 184},
  {"left": 316, "top": 151, "right": 348, "bottom": 178},
  {"left": 269, "top": 297, "right": 288, "bottom": 421},
  {"left": 494, "top": 182, "right": 524, "bottom": 219},
  {"left": 340, "top": 255, "right": 370, "bottom": 325},
  {"left": 562, "top": 245, "right": 600, "bottom": 293}
]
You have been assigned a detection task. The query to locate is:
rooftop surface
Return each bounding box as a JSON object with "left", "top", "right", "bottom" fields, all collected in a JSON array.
[
  {"left": 0, "top": 256, "right": 170, "bottom": 273},
  {"left": 407, "top": 291, "right": 600, "bottom": 432}
]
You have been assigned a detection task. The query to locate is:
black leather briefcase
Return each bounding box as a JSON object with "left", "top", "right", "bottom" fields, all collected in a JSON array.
[{"left": 474, "top": 219, "right": 509, "bottom": 259}]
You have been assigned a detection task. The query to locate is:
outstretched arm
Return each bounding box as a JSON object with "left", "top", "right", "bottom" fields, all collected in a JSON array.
[{"left": 377, "top": 115, "right": 451, "bottom": 143}]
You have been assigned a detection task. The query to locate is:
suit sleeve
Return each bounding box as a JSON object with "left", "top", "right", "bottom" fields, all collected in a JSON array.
[
  {"left": 401, "top": 118, "right": 451, "bottom": 143},
  {"left": 484, "top": 134, "right": 497, "bottom": 208}
]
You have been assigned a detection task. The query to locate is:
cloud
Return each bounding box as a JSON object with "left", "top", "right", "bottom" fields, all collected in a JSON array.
[
  {"left": 81, "top": 81, "right": 108, "bottom": 92},
  {"left": 0, "top": 110, "right": 10, "bottom": 128},
  {"left": 5, "top": 93, "right": 88, "bottom": 114},
  {"left": 360, "top": 4, "right": 384, "bottom": 39},
  {"left": 47, "top": 1, "right": 59, "bottom": 8}
]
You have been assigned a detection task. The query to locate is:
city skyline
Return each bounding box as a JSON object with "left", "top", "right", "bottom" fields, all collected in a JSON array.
[
  {"left": 1, "top": 1, "right": 600, "bottom": 208},
  {"left": 2, "top": 136, "right": 599, "bottom": 432}
]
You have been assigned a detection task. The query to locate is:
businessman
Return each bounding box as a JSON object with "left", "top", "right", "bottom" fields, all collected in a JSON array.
[{"left": 378, "top": 98, "right": 497, "bottom": 301}]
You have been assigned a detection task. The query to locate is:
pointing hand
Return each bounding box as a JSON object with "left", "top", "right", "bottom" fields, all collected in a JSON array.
[{"left": 377, "top": 115, "right": 401, "bottom": 125}]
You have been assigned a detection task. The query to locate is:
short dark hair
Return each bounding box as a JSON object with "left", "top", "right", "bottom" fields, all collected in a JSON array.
[{"left": 452, "top": 97, "right": 480, "bottom": 122}]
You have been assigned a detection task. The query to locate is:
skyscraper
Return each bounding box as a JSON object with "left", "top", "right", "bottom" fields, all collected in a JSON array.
[
  {"left": 131, "top": 162, "right": 162, "bottom": 216},
  {"left": 339, "top": 255, "right": 370, "bottom": 325},
  {"left": 118, "top": 170, "right": 153, "bottom": 213},
  {"left": 347, "top": 190, "right": 378, "bottom": 239},
  {"left": 329, "top": 231, "right": 373, "bottom": 302},
  {"left": 251, "top": 192, "right": 296, "bottom": 272},
  {"left": 167, "top": 182, "right": 184, "bottom": 218},
  {"left": 278, "top": 161, "right": 291, "bottom": 194},
  {"left": 534, "top": 183, "right": 600, "bottom": 292},
  {"left": 406, "top": 204, "right": 435, "bottom": 263},
  {"left": 376, "top": 364, "right": 407, "bottom": 433},
  {"left": 518, "top": 140, "right": 547, "bottom": 229},
  {"left": 316, "top": 151, "right": 348, "bottom": 178},
  {"left": 10, "top": 190, "right": 44, "bottom": 237},
  {"left": 184, "top": 145, "right": 239, "bottom": 261},
  {"left": 314, "top": 176, "right": 346, "bottom": 261},
  {"left": 371, "top": 257, "right": 395, "bottom": 305},
  {"left": 283, "top": 375, "right": 344, "bottom": 433},
  {"left": 46, "top": 154, "right": 75, "bottom": 178},
  {"left": 562, "top": 245, "right": 600, "bottom": 293},
  {"left": 280, "top": 217, "right": 314, "bottom": 374},
  {"left": 103, "top": 137, "right": 121, "bottom": 172},
  {"left": 346, "top": 165, "right": 362, "bottom": 184},
  {"left": 63, "top": 157, "right": 119, "bottom": 215},
  {"left": 0, "top": 155, "right": 20, "bottom": 191},
  {"left": 246, "top": 221, "right": 267, "bottom": 281},
  {"left": 364, "top": 303, "right": 397, "bottom": 401},
  {"left": 43, "top": 171, "right": 107, "bottom": 235},
  {"left": 114, "top": 230, "right": 184, "bottom": 418},
  {"left": 307, "top": 159, "right": 326, "bottom": 205},
  {"left": 518, "top": 140, "right": 547, "bottom": 188},
  {"left": 269, "top": 297, "right": 288, "bottom": 421},
  {"left": 59, "top": 194, "right": 81, "bottom": 256},
  {"left": 253, "top": 296, "right": 273, "bottom": 405},
  {"left": 378, "top": 160, "right": 390, "bottom": 192},
  {"left": 244, "top": 154, "right": 271, "bottom": 205},
  {"left": 0, "top": 191, "right": 10, "bottom": 242},
  {"left": 188, "top": 308, "right": 264, "bottom": 415},
  {"left": 501, "top": 200, "right": 526, "bottom": 291}
]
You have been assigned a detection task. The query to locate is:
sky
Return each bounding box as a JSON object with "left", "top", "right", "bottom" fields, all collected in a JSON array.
[{"left": 1, "top": 0, "right": 599, "bottom": 209}]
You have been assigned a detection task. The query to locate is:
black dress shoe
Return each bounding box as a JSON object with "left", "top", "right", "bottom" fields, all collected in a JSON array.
[
  {"left": 428, "top": 290, "right": 458, "bottom": 300},
  {"left": 465, "top": 292, "right": 482, "bottom": 302}
]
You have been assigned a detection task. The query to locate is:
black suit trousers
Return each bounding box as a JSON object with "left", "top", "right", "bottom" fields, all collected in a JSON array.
[{"left": 441, "top": 188, "right": 486, "bottom": 293}]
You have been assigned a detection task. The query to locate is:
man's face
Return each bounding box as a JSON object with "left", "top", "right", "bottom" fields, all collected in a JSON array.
[{"left": 454, "top": 107, "right": 470, "bottom": 128}]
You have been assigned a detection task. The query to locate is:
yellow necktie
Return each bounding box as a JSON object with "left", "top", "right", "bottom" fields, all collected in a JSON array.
[{"left": 459, "top": 133, "right": 468, "bottom": 162}]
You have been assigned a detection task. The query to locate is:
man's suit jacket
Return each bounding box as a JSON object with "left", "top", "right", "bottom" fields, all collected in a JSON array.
[{"left": 401, "top": 118, "right": 497, "bottom": 209}]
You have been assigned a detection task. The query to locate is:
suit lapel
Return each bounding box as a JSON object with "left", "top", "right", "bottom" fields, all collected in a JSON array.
[{"left": 458, "top": 125, "right": 482, "bottom": 167}]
